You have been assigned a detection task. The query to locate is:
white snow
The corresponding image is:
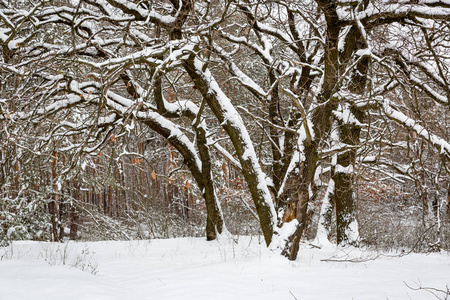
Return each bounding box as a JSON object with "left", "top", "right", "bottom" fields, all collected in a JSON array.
[
  {"left": 270, "top": 219, "right": 299, "bottom": 251},
  {"left": 335, "top": 163, "right": 354, "bottom": 174},
  {"left": 345, "top": 218, "right": 360, "bottom": 244},
  {"left": 355, "top": 48, "right": 371, "bottom": 57},
  {"left": 1, "top": 238, "right": 449, "bottom": 300},
  {"left": 340, "top": 3, "right": 450, "bottom": 23},
  {"left": 7, "top": 38, "right": 25, "bottom": 50},
  {"left": 333, "top": 104, "right": 364, "bottom": 127},
  {"left": 383, "top": 99, "right": 450, "bottom": 158},
  {"left": 338, "top": 25, "right": 352, "bottom": 53},
  {"left": 314, "top": 179, "right": 335, "bottom": 248}
]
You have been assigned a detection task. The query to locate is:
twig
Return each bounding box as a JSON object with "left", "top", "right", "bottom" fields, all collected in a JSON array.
[
  {"left": 405, "top": 281, "right": 450, "bottom": 300},
  {"left": 290, "top": 290, "right": 298, "bottom": 300}
]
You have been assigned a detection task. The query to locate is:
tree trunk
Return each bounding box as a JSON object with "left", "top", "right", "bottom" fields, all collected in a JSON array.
[
  {"left": 446, "top": 186, "right": 450, "bottom": 219},
  {"left": 333, "top": 22, "right": 370, "bottom": 245},
  {"left": 281, "top": 143, "right": 318, "bottom": 260},
  {"left": 195, "top": 123, "right": 225, "bottom": 240},
  {"left": 69, "top": 182, "right": 79, "bottom": 240},
  {"left": 182, "top": 56, "right": 277, "bottom": 245},
  {"left": 51, "top": 152, "right": 60, "bottom": 242},
  {"left": 69, "top": 209, "right": 79, "bottom": 240},
  {"left": 334, "top": 106, "right": 364, "bottom": 245}
]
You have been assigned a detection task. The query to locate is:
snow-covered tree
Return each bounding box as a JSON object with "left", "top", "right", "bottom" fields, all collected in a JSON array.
[{"left": 1, "top": 0, "right": 449, "bottom": 259}]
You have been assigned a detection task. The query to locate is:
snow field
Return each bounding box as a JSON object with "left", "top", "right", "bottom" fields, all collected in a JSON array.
[{"left": 1, "top": 237, "right": 449, "bottom": 300}]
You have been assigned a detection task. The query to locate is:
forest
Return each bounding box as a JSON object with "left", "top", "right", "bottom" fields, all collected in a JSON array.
[{"left": 1, "top": 0, "right": 450, "bottom": 264}]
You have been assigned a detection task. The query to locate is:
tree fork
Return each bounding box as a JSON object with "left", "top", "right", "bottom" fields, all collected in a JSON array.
[{"left": 182, "top": 56, "right": 276, "bottom": 246}]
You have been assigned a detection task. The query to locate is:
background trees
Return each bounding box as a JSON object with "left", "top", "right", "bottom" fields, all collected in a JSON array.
[{"left": 1, "top": 0, "right": 449, "bottom": 259}]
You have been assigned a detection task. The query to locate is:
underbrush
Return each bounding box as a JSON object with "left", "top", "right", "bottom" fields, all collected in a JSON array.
[
  {"left": 357, "top": 195, "right": 450, "bottom": 252},
  {"left": 1, "top": 241, "right": 98, "bottom": 274},
  {"left": 77, "top": 196, "right": 261, "bottom": 241},
  {"left": 0, "top": 193, "right": 52, "bottom": 246},
  {"left": 2, "top": 187, "right": 448, "bottom": 255}
]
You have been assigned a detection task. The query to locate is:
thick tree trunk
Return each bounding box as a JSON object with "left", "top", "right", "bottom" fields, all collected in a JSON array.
[
  {"left": 268, "top": 76, "right": 283, "bottom": 192},
  {"left": 333, "top": 22, "right": 369, "bottom": 245},
  {"left": 49, "top": 200, "right": 60, "bottom": 242},
  {"left": 334, "top": 165, "right": 358, "bottom": 244},
  {"left": 69, "top": 208, "right": 79, "bottom": 240},
  {"left": 315, "top": 176, "right": 335, "bottom": 245},
  {"left": 334, "top": 106, "right": 364, "bottom": 245},
  {"left": 182, "top": 56, "right": 277, "bottom": 246},
  {"left": 279, "top": 0, "right": 341, "bottom": 259},
  {"left": 195, "top": 123, "right": 224, "bottom": 240},
  {"left": 281, "top": 143, "right": 318, "bottom": 260}
]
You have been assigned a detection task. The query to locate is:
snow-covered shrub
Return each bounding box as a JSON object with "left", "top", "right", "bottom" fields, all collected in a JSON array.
[
  {"left": 76, "top": 201, "right": 205, "bottom": 241},
  {"left": 0, "top": 193, "right": 52, "bottom": 246},
  {"left": 218, "top": 190, "right": 262, "bottom": 237},
  {"left": 357, "top": 182, "right": 450, "bottom": 252}
]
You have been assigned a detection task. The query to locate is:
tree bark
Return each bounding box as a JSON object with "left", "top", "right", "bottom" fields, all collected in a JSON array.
[
  {"left": 51, "top": 152, "right": 60, "bottom": 242},
  {"left": 195, "top": 123, "right": 225, "bottom": 240},
  {"left": 447, "top": 186, "right": 450, "bottom": 219},
  {"left": 182, "top": 56, "right": 277, "bottom": 246},
  {"left": 279, "top": 0, "right": 341, "bottom": 260}
]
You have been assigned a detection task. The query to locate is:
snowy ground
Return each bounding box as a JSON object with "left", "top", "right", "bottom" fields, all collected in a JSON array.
[{"left": 1, "top": 236, "right": 449, "bottom": 300}]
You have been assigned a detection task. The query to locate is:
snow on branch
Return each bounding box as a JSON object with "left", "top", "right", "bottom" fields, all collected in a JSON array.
[
  {"left": 341, "top": 3, "right": 450, "bottom": 25},
  {"left": 183, "top": 55, "right": 278, "bottom": 242},
  {"left": 191, "top": 56, "right": 274, "bottom": 193},
  {"left": 105, "top": 0, "right": 177, "bottom": 25},
  {"left": 211, "top": 143, "right": 242, "bottom": 171},
  {"left": 333, "top": 103, "right": 365, "bottom": 127},
  {"left": 75, "top": 42, "right": 177, "bottom": 69},
  {"left": 408, "top": 73, "right": 449, "bottom": 105},
  {"left": 213, "top": 44, "right": 267, "bottom": 101},
  {"left": 219, "top": 31, "right": 274, "bottom": 66},
  {"left": 136, "top": 110, "right": 202, "bottom": 171},
  {"left": 103, "top": 88, "right": 203, "bottom": 179},
  {"left": 383, "top": 99, "right": 450, "bottom": 160}
]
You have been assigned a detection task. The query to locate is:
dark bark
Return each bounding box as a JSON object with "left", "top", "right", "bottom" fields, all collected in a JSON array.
[
  {"left": 69, "top": 182, "right": 79, "bottom": 240},
  {"left": 169, "top": 0, "right": 192, "bottom": 40},
  {"left": 281, "top": 143, "right": 318, "bottom": 260},
  {"left": 268, "top": 77, "right": 283, "bottom": 192},
  {"left": 69, "top": 207, "right": 79, "bottom": 240},
  {"left": 195, "top": 123, "right": 224, "bottom": 240},
  {"left": 333, "top": 112, "right": 362, "bottom": 244},
  {"left": 447, "top": 186, "right": 450, "bottom": 219},
  {"left": 279, "top": 0, "right": 342, "bottom": 260},
  {"left": 182, "top": 56, "right": 275, "bottom": 246},
  {"left": 51, "top": 153, "right": 60, "bottom": 242},
  {"left": 48, "top": 201, "right": 60, "bottom": 242},
  {"left": 333, "top": 22, "right": 370, "bottom": 244}
]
